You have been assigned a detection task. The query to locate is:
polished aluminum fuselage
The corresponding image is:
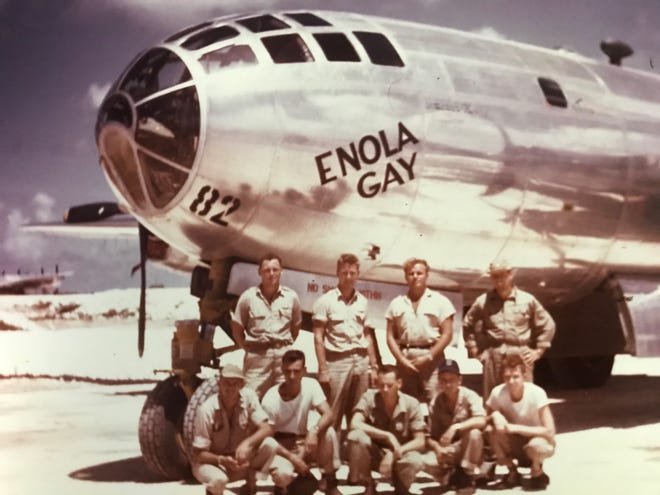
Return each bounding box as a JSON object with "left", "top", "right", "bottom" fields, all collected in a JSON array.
[{"left": 99, "top": 11, "right": 660, "bottom": 307}]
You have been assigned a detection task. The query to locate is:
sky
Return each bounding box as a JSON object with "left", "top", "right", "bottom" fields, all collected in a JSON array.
[{"left": 0, "top": 0, "right": 659, "bottom": 292}]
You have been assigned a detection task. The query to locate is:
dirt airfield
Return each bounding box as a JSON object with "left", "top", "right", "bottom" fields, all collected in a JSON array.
[{"left": 2, "top": 355, "right": 660, "bottom": 495}]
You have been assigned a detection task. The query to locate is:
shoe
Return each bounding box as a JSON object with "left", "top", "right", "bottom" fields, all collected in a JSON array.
[
  {"left": 451, "top": 467, "right": 475, "bottom": 495},
  {"left": 363, "top": 481, "right": 377, "bottom": 495},
  {"left": 525, "top": 472, "right": 550, "bottom": 491},
  {"left": 322, "top": 472, "right": 341, "bottom": 495},
  {"left": 288, "top": 473, "right": 320, "bottom": 495},
  {"left": 494, "top": 469, "right": 521, "bottom": 490}
]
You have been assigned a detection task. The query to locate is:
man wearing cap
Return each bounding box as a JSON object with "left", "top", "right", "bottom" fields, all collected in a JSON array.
[
  {"left": 313, "top": 253, "right": 379, "bottom": 432},
  {"left": 385, "top": 257, "right": 455, "bottom": 403},
  {"left": 190, "top": 364, "right": 279, "bottom": 495},
  {"left": 347, "top": 365, "right": 427, "bottom": 495},
  {"left": 232, "top": 252, "right": 302, "bottom": 398},
  {"left": 422, "top": 359, "right": 487, "bottom": 494},
  {"left": 463, "top": 259, "right": 555, "bottom": 399}
]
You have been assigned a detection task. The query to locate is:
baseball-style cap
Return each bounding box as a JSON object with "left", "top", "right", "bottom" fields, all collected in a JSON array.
[
  {"left": 218, "top": 364, "right": 245, "bottom": 381},
  {"left": 438, "top": 358, "right": 460, "bottom": 374},
  {"left": 488, "top": 259, "right": 512, "bottom": 274}
]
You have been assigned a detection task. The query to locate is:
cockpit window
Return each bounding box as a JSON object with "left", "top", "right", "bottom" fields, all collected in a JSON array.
[
  {"left": 537, "top": 77, "right": 568, "bottom": 108},
  {"left": 165, "top": 21, "right": 213, "bottom": 43},
  {"left": 181, "top": 25, "right": 240, "bottom": 50},
  {"left": 353, "top": 31, "right": 404, "bottom": 67},
  {"left": 135, "top": 86, "right": 199, "bottom": 169},
  {"left": 237, "top": 14, "right": 289, "bottom": 33},
  {"left": 284, "top": 12, "right": 332, "bottom": 26},
  {"left": 199, "top": 45, "right": 258, "bottom": 73},
  {"left": 138, "top": 150, "right": 189, "bottom": 208},
  {"left": 262, "top": 34, "right": 314, "bottom": 63},
  {"left": 313, "top": 33, "right": 360, "bottom": 62},
  {"left": 120, "top": 48, "right": 191, "bottom": 102}
]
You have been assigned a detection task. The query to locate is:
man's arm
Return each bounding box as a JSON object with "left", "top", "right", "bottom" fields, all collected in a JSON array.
[
  {"left": 430, "top": 314, "right": 453, "bottom": 360},
  {"left": 312, "top": 320, "right": 329, "bottom": 384},
  {"left": 235, "top": 420, "right": 274, "bottom": 464},
  {"left": 231, "top": 320, "right": 246, "bottom": 349},
  {"left": 505, "top": 405, "right": 555, "bottom": 441},
  {"left": 386, "top": 319, "right": 417, "bottom": 372},
  {"left": 350, "top": 411, "right": 398, "bottom": 449},
  {"left": 290, "top": 295, "right": 302, "bottom": 341},
  {"left": 399, "top": 430, "right": 426, "bottom": 457},
  {"left": 462, "top": 301, "right": 482, "bottom": 359},
  {"left": 364, "top": 326, "right": 379, "bottom": 383}
]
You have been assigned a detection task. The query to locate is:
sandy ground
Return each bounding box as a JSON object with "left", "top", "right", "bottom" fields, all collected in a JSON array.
[{"left": 1, "top": 291, "right": 659, "bottom": 494}]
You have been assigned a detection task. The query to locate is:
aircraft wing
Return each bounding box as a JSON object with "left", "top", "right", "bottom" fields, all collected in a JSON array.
[{"left": 22, "top": 216, "right": 138, "bottom": 238}]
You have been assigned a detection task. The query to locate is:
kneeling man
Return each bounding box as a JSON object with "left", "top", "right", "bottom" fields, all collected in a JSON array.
[
  {"left": 423, "top": 359, "right": 486, "bottom": 493},
  {"left": 347, "top": 365, "right": 427, "bottom": 495},
  {"left": 487, "top": 353, "right": 556, "bottom": 491},
  {"left": 191, "top": 364, "right": 278, "bottom": 495}
]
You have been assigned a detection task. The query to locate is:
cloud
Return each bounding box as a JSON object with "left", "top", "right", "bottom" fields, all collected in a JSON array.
[
  {"left": 88, "top": 82, "right": 111, "bottom": 109},
  {"left": 472, "top": 26, "right": 507, "bottom": 41},
  {"left": 2, "top": 193, "right": 57, "bottom": 263},
  {"left": 32, "top": 193, "right": 57, "bottom": 223}
]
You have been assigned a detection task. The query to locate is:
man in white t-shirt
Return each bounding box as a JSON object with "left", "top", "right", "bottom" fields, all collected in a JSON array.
[
  {"left": 385, "top": 257, "right": 455, "bottom": 402},
  {"left": 262, "top": 349, "right": 341, "bottom": 495},
  {"left": 486, "top": 353, "right": 556, "bottom": 491}
]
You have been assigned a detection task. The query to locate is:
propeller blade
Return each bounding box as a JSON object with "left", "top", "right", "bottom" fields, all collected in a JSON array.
[
  {"left": 64, "top": 202, "right": 123, "bottom": 223},
  {"left": 137, "top": 224, "right": 148, "bottom": 357}
]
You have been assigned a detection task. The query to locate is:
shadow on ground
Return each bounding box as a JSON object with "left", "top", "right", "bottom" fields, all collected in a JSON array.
[{"left": 69, "top": 456, "right": 195, "bottom": 484}]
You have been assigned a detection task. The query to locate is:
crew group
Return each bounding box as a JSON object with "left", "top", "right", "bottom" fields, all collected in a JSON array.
[{"left": 191, "top": 253, "right": 557, "bottom": 495}]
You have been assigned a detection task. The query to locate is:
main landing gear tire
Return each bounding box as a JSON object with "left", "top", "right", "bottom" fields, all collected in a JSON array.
[
  {"left": 546, "top": 355, "right": 615, "bottom": 388},
  {"left": 138, "top": 375, "right": 201, "bottom": 480},
  {"left": 182, "top": 378, "right": 219, "bottom": 457}
]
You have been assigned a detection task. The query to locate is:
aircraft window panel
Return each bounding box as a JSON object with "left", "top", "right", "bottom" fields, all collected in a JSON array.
[
  {"left": 100, "top": 130, "right": 147, "bottom": 209},
  {"left": 446, "top": 61, "right": 524, "bottom": 100},
  {"left": 284, "top": 12, "right": 332, "bottom": 26},
  {"left": 262, "top": 34, "right": 315, "bottom": 64},
  {"left": 120, "top": 48, "right": 191, "bottom": 102},
  {"left": 135, "top": 86, "right": 200, "bottom": 169},
  {"left": 237, "top": 14, "right": 289, "bottom": 33},
  {"left": 353, "top": 31, "right": 404, "bottom": 67},
  {"left": 165, "top": 21, "right": 213, "bottom": 43},
  {"left": 199, "top": 45, "right": 258, "bottom": 73},
  {"left": 181, "top": 25, "right": 239, "bottom": 50},
  {"left": 537, "top": 77, "right": 568, "bottom": 108},
  {"left": 138, "top": 150, "right": 188, "bottom": 208},
  {"left": 313, "top": 33, "right": 360, "bottom": 62}
]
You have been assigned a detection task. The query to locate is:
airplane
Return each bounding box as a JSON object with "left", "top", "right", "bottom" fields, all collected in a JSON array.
[
  {"left": 32, "top": 9, "right": 660, "bottom": 480},
  {"left": 0, "top": 267, "right": 72, "bottom": 295}
]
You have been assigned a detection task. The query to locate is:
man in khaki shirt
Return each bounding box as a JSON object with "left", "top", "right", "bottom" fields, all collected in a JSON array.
[
  {"left": 313, "top": 253, "right": 379, "bottom": 431},
  {"left": 232, "top": 253, "right": 302, "bottom": 398},
  {"left": 463, "top": 260, "right": 555, "bottom": 399}
]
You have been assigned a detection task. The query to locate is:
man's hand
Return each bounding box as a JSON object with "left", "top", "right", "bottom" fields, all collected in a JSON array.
[
  {"left": 387, "top": 433, "right": 402, "bottom": 458},
  {"left": 400, "top": 358, "right": 419, "bottom": 374},
  {"left": 411, "top": 353, "right": 433, "bottom": 369},
  {"left": 234, "top": 440, "right": 253, "bottom": 465},
  {"left": 439, "top": 424, "right": 458, "bottom": 447},
  {"left": 217, "top": 455, "right": 247, "bottom": 471},
  {"left": 522, "top": 348, "right": 542, "bottom": 367},
  {"left": 289, "top": 454, "right": 310, "bottom": 474},
  {"left": 304, "top": 430, "right": 319, "bottom": 457},
  {"left": 491, "top": 411, "right": 508, "bottom": 432}
]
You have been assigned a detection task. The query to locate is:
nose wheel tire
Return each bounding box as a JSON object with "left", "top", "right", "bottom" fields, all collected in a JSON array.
[{"left": 138, "top": 375, "right": 200, "bottom": 480}]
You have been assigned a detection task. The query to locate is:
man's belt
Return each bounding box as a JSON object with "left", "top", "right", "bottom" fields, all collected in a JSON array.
[
  {"left": 399, "top": 341, "right": 436, "bottom": 349},
  {"left": 325, "top": 347, "right": 368, "bottom": 359},
  {"left": 244, "top": 340, "right": 292, "bottom": 351}
]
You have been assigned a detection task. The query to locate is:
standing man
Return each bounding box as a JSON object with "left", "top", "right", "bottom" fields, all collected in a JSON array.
[
  {"left": 347, "top": 365, "right": 427, "bottom": 495},
  {"left": 423, "top": 359, "right": 487, "bottom": 494},
  {"left": 232, "top": 253, "right": 302, "bottom": 398},
  {"left": 190, "top": 364, "right": 278, "bottom": 495},
  {"left": 385, "top": 257, "right": 455, "bottom": 403},
  {"left": 486, "top": 353, "right": 556, "bottom": 490},
  {"left": 463, "top": 259, "right": 556, "bottom": 399},
  {"left": 262, "top": 349, "right": 341, "bottom": 495},
  {"left": 313, "top": 253, "right": 379, "bottom": 431}
]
